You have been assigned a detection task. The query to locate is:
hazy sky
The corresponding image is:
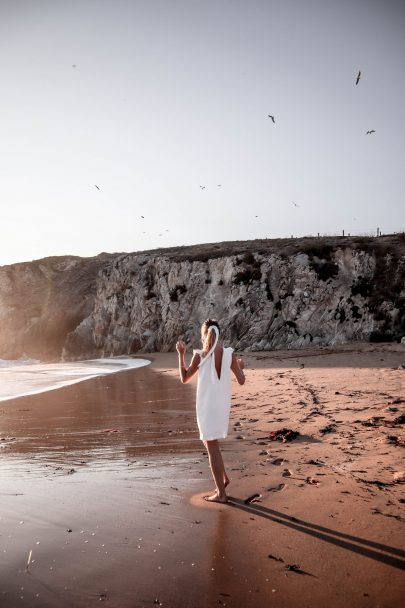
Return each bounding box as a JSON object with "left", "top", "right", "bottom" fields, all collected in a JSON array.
[{"left": 1, "top": 0, "right": 404, "bottom": 265}]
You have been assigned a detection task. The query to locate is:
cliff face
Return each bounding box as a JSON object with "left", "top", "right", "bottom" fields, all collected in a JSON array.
[
  {"left": 0, "top": 254, "right": 115, "bottom": 360},
  {"left": 1, "top": 236, "right": 404, "bottom": 361},
  {"left": 63, "top": 236, "right": 405, "bottom": 359}
]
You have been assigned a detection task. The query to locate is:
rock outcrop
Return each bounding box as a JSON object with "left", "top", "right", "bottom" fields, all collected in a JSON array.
[
  {"left": 1, "top": 236, "right": 404, "bottom": 361},
  {"left": 0, "top": 253, "right": 115, "bottom": 360}
]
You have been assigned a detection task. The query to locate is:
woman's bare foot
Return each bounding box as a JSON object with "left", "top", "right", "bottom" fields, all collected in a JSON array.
[
  {"left": 211, "top": 474, "right": 230, "bottom": 494},
  {"left": 203, "top": 491, "right": 228, "bottom": 503}
]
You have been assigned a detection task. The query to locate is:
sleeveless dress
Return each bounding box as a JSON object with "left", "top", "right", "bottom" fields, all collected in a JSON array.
[{"left": 193, "top": 347, "right": 234, "bottom": 441}]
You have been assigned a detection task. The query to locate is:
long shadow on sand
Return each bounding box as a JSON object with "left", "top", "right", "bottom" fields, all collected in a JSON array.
[{"left": 227, "top": 497, "right": 405, "bottom": 570}]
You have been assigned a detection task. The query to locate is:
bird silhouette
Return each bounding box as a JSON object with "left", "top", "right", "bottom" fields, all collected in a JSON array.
[
  {"left": 268, "top": 115, "right": 275, "bottom": 123},
  {"left": 94, "top": 185, "right": 100, "bottom": 190},
  {"left": 199, "top": 185, "right": 206, "bottom": 190},
  {"left": 217, "top": 184, "right": 222, "bottom": 187},
  {"left": 141, "top": 216, "right": 144, "bottom": 219},
  {"left": 366, "top": 130, "right": 375, "bottom": 135},
  {"left": 355, "top": 70, "right": 361, "bottom": 85},
  {"left": 72, "top": 64, "right": 76, "bottom": 68},
  {"left": 292, "top": 201, "right": 300, "bottom": 208}
]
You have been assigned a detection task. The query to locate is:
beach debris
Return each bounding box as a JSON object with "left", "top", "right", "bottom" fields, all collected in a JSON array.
[
  {"left": 282, "top": 469, "right": 293, "bottom": 477},
  {"left": 267, "top": 483, "right": 286, "bottom": 492},
  {"left": 371, "top": 509, "right": 405, "bottom": 523},
  {"left": 361, "top": 416, "right": 385, "bottom": 427},
  {"left": 259, "top": 450, "right": 267, "bottom": 456},
  {"left": 319, "top": 424, "right": 337, "bottom": 434},
  {"left": 67, "top": 468, "right": 76, "bottom": 475},
  {"left": 160, "top": 501, "right": 170, "bottom": 506},
  {"left": 286, "top": 563, "right": 301, "bottom": 572},
  {"left": 305, "top": 459, "right": 325, "bottom": 466},
  {"left": 305, "top": 476, "right": 320, "bottom": 486},
  {"left": 26, "top": 549, "right": 32, "bottom": 572},
  {"left": 285, "top": 563, "right": 311, "bottom": 575},
  {"left": 244, "top": 493, "right": 262, "bottom": 504},
  {"left": 100, "top": 428, "right": 120, "bottom": 433},
  {"left": 388, "top": 414, "right": 405, "bottom": 426},
  {"left": 386, "top": 435, "right": 405, "bottom": 447},
  {"left": 357, "top": 478, "right": 393, "bottom": 488},
  {"left": 268, "top": 554, "right": 284, "bottom": 562},
  {"left": 259, "top": 428, "right": 300, "bottom": 442},
  {"left": 271, "top": 458, "right": 284, "bottom": 465}
]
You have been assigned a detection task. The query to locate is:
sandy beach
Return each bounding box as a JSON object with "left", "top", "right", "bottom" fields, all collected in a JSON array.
[{"left": 1, "top": 344, "right": 404, "bottom": 607}]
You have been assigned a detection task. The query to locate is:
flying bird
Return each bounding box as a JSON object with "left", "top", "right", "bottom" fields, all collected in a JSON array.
[
  {"left": 141, "top": 216, "right": 144, "bottom": 219},
  {"left": 366, "top": 130, "right": 375, "bottom": 134},
  {"left": 94, "top": 185, "right": 100, "bottom": 190},
  {"left": 268, "top": 115, "right": 275, "bottom": 123},
  {"left": 355, "top": 70, "right": 361, "bottom": 85},
  {"left": 72, "top": 64, "right": 76, "bottom": 68},
  {"left": 292, "top": 201, "right": 300, "bottom": 208},
  {"left": 199, "top": 185, "right": 206, "bottom": 190},
  {"left": 217, "top": 184, "right": 222, "bottom": 187}
]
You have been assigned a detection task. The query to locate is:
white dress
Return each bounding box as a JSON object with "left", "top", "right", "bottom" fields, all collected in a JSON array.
[{"left": 193, "top": 347, "right": 234, "bottom": 441}]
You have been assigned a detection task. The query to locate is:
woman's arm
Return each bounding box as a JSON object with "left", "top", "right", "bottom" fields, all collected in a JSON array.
[
  {"left": 231, "top": 353, "right": 245, "bottom": 385},
  {"left": 176, "top": 341, "right": 200, "bottom": 384}
]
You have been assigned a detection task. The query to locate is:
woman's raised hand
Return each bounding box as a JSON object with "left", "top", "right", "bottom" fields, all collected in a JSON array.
[{"left": 176, "top": 340, "right": 186, "bottom": 354}]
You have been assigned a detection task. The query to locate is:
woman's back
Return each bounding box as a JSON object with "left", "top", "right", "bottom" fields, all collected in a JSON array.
[{"left": 194, "top": 345, "right": 234, "bottom": 441}]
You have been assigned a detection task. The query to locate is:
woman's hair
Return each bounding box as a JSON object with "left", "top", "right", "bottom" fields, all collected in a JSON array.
[{"left": 201, "top": 319, "right": 220, "bottom": 354}]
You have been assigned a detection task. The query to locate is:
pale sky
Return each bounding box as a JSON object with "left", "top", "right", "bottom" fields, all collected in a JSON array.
[{"left": 1, "top": 0, "right": 404, "bottom": 266}]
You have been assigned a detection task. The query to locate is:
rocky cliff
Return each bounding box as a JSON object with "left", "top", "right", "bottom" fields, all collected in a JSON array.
[
  {"left": 1, "top": 236, "right": 404, "bottom": 361},
  {"left": 0, "top": 253, "right": 116, "bottom": 360}
]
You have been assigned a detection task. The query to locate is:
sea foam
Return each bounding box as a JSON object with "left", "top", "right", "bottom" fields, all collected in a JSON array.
[{"left": 0, "top": 357, "right": 150, "bottom": 403}]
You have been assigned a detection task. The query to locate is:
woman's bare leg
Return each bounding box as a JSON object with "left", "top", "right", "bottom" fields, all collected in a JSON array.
[
  {"left": 204, "top": 440, "right": 228, "bottom": 503},
  {"left": 203, "top": 441, "right": 230, "bottom": 489}
]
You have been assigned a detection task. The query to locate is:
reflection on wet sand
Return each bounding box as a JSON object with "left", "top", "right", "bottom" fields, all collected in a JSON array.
[{"left": 0, "top": 366, "right": 200, "bottom": 472}]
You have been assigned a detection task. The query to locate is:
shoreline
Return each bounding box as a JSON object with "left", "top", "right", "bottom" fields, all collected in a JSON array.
[{"left": 0, "top": 344, "right": 404, "bottom": 607}]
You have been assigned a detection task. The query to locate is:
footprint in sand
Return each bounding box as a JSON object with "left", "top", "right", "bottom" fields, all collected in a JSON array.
[
  {"left": 267, "top": 483, "right": 286, "bottom": 492},
  {"left": 270, "top": 458, "right": 285, "bottom": 466},
  {"left": 282, "top": 469, "right": 293, "bottom": 477}
]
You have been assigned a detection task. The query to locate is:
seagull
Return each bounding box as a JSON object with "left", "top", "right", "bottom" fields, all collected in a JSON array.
[
  {"left": 94, "top": 185, "right": 100, "bottom": 190},
  {"left": 141, "top": 216, "right": 144, "bottom": 219},
  {"left": 292, "top": 201, "right": 300, "bottom": 207},
  {"left": 268, "top": 115, "right": 275, "bottom": 123},
  {"left": 217, "top": 184, "right": 222, "bottom": 187},
  {"left": 72, "top": 64, "right": 76, "bottom": 68},
  {"left": 199, "top": 185, "right": 206, "bottom": 190},
  {"left": 366, "top": 130, "right": 375, "bottom": 134},
  {"left": 355, "top": 70, "right": 361, "bottom": 85}
]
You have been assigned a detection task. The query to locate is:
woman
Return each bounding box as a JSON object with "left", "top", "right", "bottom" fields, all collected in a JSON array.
[{"left": 176, "top": 319, "right": 245, "bottom": 503}]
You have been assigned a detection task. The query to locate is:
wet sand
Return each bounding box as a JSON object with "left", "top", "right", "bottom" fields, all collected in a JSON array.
[{"left": 1, "top": 344, "right": 404, "bottom": 607}]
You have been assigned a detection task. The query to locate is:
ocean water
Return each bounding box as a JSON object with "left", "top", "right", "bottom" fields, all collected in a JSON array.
[{"left": 0, "top": 356, "right": 150, "bottom": 403}]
